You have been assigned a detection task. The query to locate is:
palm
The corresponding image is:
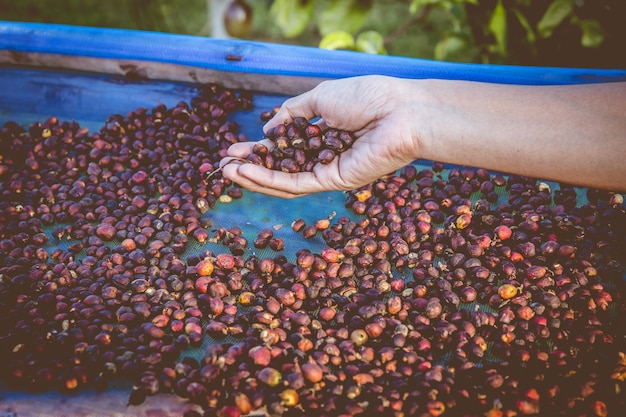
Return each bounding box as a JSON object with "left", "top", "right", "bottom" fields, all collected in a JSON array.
[{"left": 221, "top": 76, "right": 420, "bottom": 198}]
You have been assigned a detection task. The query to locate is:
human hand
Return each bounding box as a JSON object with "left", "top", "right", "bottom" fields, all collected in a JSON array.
[{"left": 220, "top": 75, "right": 425, "bottom": 198}]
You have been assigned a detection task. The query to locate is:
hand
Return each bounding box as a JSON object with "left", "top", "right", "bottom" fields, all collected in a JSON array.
[
  {"left": 221, "top": 76, "right": 626, "bottom": 194},
  {"left": 220, "top": 75, "right": 426, "bottom": 198}
]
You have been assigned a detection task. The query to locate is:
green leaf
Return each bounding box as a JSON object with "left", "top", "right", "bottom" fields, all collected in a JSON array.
[
  {"left": 355, "top": 30, "right": 387, "bottom": 54},
  {"left": 269, "top": 0, "right": 315, "bottom": 38},
  {"left": 537, "top": 0, "right": 572, "bottom": 38},
  {"left": 488, "top": 0, "right": 507, "bottom": 56},
  {"left": 579, "top": 19, "right": 604, "bottom": 47},
  {"left": 409, "top": 0, "right": 422, "bottom": 14},
  {"left": 434, "top": 35, "right": 466, "bottom": 61},
  {"left": 512, "top": 8, "right": 536, "bottom": 44},
  {"left": 319, "top": 31, "right": 355, "bottom": 51},
  {"left": 318, "top": 0, "right": 373, "bottom": 36},
  {"left": 409, "top": 0, "right": 433, "bottom": 14},
  {"left": 410, "top": 0, "right": 477, "bottom": 12}
]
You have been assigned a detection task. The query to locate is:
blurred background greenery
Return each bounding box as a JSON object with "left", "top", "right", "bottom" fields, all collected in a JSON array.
[{"left": 0, "top": 0, "right": 624, "bottom": 69}]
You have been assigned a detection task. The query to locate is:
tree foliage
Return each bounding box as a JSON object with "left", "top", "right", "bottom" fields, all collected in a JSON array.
[{"left": 268, "top": 0, "right": 625, "bottom": 68}]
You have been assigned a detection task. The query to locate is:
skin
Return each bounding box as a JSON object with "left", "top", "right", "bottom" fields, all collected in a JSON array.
[{"left": 220, "top": 75, "right": 626, "bottom": 197}]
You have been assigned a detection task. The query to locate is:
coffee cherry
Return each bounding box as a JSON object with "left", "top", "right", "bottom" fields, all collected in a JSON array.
[{"left": 249, "top": 118, "right": 355, "bottom": 173}]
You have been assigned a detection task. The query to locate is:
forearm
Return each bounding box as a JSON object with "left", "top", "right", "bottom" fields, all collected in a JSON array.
[{"left": 412, "top": 79, "right": 626, "bottom": 191}]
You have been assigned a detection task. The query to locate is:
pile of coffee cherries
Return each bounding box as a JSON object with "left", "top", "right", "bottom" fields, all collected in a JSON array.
[
  {"left": 0, "top": 81, "right": 624, "bottom": 417},
  {"left": 246, "top": 116, "right": 354, "bottom": 173}
]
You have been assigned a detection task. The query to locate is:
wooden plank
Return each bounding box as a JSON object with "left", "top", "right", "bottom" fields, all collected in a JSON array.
[{"left": 0, "top": 51, "right": 328, "bottom": 96}]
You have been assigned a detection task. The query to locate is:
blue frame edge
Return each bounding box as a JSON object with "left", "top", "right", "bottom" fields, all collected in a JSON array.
[{"left": 1, "top": 21, "right": 625, "bottom": 86}]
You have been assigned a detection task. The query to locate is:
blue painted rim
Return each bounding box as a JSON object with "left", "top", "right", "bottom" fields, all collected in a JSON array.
[{"left": 1, "top": 21, "right": 625, "bottom": 85}]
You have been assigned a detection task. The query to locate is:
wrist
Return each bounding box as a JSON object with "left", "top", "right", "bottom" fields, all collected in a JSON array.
[
  {"left": 396, "top": 79, "right": 449, "bottom": 163},
  {"left": 403, "top": 79, "right": 491, "bottom": 167}
]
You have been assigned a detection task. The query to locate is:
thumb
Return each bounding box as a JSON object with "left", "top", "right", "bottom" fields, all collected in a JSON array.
[{"left": 262, "top": 88, "right": 323, "bottom": 134}]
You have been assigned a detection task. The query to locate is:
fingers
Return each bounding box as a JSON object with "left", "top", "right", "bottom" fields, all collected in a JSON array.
[
  {"left": 223, "top": 139, "right": 273, "bottom": 159},
  {"left": 263, "top": 77, "right": 374, "bottom": 135},
  {"left": 223, "top": 141, "right": 255, "bottom": 159},
  {"left": 221, "top": 160, "right": 329, "bottom": 198},
  {"left": 263, "top": 86, "right": 325, "bottom": 134}
]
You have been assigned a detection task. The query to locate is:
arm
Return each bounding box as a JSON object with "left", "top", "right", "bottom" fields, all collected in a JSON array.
[
  {"left": 420, "top": 79, "right": 626, "bottom": 192},
  {"left": 221, "top": 76, "right": 626, "bottom": 197}
]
